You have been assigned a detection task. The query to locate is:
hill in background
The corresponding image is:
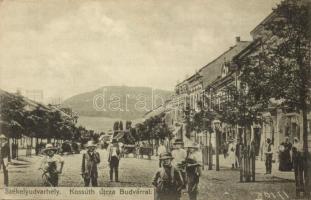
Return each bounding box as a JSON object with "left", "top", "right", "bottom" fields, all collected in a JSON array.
[{"left": 62, "top": 86, "right": 173, "bottom": 120}]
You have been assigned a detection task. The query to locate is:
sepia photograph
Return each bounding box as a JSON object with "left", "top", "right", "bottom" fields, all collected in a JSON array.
[{"left": 0, "top": 0, "right": 310, "bottom": 199}]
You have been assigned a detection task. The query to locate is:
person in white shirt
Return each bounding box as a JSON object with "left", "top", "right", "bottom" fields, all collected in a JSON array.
[
  {"left": 171, "top": 139, "right": 187, "bottom": 169},
  {"left": 40, "top": 143, "right": 64, "bottom": 186},
  {"left": 171, "top": 139, "right": 187, "bottom": 188},
  {"left": 108, "top": 139, "right": 120, "bottom": 182},
  {"left": 157, "top": 142, "right": 167, "bottom": 167},
  {"left": 185, "top": 142, "right": 202, "bottom": 200}
]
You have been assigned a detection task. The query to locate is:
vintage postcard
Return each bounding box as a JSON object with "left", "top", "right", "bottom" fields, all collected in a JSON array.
[{"left": 0, "top": 0, "right": 310, "bottom": 199}]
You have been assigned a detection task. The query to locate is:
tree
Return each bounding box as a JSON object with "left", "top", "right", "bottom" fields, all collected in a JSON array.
[
  {"left": 234, "top": 0, "right": 310, "bottom": 191},
  {"left": 0, "top": 94, "right": 27, "bottom": 138},
  {"left": 113, "top": 121, "right": 119, "bottom": 131}
]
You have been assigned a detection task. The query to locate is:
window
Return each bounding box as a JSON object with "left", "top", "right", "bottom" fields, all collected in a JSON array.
[{"left": 221, "top": 63, "right": 229, "bottom": 78}]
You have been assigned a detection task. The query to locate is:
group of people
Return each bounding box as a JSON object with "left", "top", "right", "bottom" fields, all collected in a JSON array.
[
  {"left": 152, "top": 139, "right": 202, "bottom": 200},
  {"left": 224, "top": 138, "right": 242, "bottom": 169},
  {"left": 264, "top": 136, "right": 303, "bottom": 175},
  {"left": 40, "top": 138, "right": 121, "bottom": 187}
]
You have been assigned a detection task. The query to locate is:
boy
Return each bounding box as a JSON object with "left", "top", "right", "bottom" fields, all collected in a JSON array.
[{"left": 40, "top": 143, "right": 64, "bottom": 187}]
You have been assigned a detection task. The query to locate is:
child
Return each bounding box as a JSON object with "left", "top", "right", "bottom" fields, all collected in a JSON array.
[{"left": 40, "top": 143, "right": 64, "bottom": 187}]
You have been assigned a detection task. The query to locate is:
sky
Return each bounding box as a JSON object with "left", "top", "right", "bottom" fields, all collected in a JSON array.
[{"left": 0, "top": 0, "right": 281, "bottom": 102}]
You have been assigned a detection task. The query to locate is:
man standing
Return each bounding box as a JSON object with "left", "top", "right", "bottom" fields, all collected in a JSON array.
[
  {"left": 158, "top": 142, "right": 167, "bottom": 167},
  {"left": 171, "top": 139, "right": 187, "bottom": 169},
  {"left": 292, "top": 137, "right": 304, "bottom": 196},
  {"left": 40, "top": 143, "right": 64, "bottom": 187},
  {"left": 264, "top": 138, "right": 273, "bottom": 174},
  {"left": 279, "top": 137, "right": 292, "bottom": 171},
  {"left": 185, "top": 142, "right": 202, "bottom": 200},
  {"left": 152, "top": 152, "right": 184, "bottom": 200},
  {"left": 81, "top": 141, "right": 100, "bottom": 187},
  {"left": 0, "top": 134, "right": 10, "bottom": 187},
  {"left": 171, "top": 139, "right": 187, "bottom": 187},
  {"left": 108, "top": 139, "right": 120, "bottom": 182}
]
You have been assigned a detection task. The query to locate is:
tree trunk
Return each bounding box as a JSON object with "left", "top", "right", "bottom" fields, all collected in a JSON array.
[
  {"left": 208, "top": 132, "right": 213, "bottom": 170},
  {"left": 301, "top": 103, "right": 310, "bottom": 197},
  {"left": 215, "top": 129, "right": 220, "bottom": 171}
]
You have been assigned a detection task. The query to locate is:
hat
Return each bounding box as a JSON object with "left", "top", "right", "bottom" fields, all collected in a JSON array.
[
  {"left": 43, "top": 143, "right": 58, "bottom": 153},
  {"left": 185, "top": 142, "right": 200, "bottom": 149},
  {"left": 159, "top": 152, "right": 174, "bottom": 160},
  {"left": 173, "top": 139, "right": 184, "bottom": 145},
  {"left": 86, "top": 140, "right": 97, "bottom": 148},
  {"left": 0, "top": 134, "right": 8, "bottom": 140},
  {"left": 185, "top": 158, "right": 201, "bottom": 166}
]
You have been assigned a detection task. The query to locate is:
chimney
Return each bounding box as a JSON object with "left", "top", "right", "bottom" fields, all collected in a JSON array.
[{"left": 235, "top": 36, "right": 241, "bottom": 43}]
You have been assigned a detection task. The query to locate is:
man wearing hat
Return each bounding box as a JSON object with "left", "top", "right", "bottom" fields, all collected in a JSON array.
[
  {"left": 40, "top": 143, "right": 64, "bottom": 187},
  {"left": 171, "top": 139, "right": 187, "bottom": 168},
  {"left": 152, "top": 152, "right": 184, "bottom": 200},
  {"left": 108, "top": 138, "right": 120, "bottom": 182},
  {"left": 81, "top": 140, "right": 100, "bottom": 186},
  {"left": 0, "top": 134, "right": 10, "bottom": 187},
  {"left": 157, "top": 141, "right": 167, "bottom": 167},
  {"left": 264, "top": 138, "right": 274, "bottom": 174},
  {"left": 171, "top": 139, "right": 187, "bottom": 187},
  {"left": 185, "top": 142, "right": 202, "bottom": 200}
]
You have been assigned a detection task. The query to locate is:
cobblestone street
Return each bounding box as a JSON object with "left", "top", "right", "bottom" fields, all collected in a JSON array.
[{"left": 4, "top": 150, "right": 301, "bottom": 200}]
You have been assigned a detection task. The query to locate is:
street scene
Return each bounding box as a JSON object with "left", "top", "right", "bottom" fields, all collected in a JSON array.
[
  {"left": 0, "top": 0, "right": 311, "bottom": 200},
  {"left": 4, "top": 150, "right": 296, "bottom": 200}
]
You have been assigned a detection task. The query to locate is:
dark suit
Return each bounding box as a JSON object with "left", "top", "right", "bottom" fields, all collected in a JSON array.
[
  {"left": 108, "top": 145, "right": 120, "bottom": 181},
  {"left": 0, "top": 142, "right": 10, "bottom": 187},
  {"left": 81, "top": 151, "right": 100, "bottom": 186}
]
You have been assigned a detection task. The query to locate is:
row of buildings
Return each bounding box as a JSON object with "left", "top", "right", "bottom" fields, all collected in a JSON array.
[{"left": 144, "top": 0, "right": 311, "bottom": 159}]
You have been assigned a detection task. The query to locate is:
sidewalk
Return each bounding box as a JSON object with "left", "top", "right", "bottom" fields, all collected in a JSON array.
[
  {"left": 204, "top": 154, "right": 295, "bottom": 181},
  {"left": 256, "top": 159, "right": 295, "bottom": 181}
]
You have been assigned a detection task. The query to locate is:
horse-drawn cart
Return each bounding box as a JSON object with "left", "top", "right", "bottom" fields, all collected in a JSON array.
[
  {"left": 122, "top": 144, "right": 137, "bottom": 158},
  {"left": 139, "top": 146, "right": 153, "bottom": 160}
]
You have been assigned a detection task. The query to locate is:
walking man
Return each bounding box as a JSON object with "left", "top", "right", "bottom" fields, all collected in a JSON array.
[
  {"left": 152, "top": 152, "right": 184, "bottom": 200},
  {"left": 81, "top": 141, "right": 100, "bottom": 187},
  {"left": 40, "top": 143, "right": 64, "bottom": 187},
  {"left": 108, "top": 139, "right": 120, "bottom": 182},
  {"left": 264, "top": 138, "right": 273, "bottom": 174}
]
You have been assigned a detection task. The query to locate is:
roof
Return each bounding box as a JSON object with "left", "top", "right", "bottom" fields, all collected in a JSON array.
[
  {"left": 232, "top": 39, "right": 261, "bottom": 62},
  {"left": 250, "top": 12, "right": 276, "bottom": 38},
  {"left": 0, "top": 88, "right": 73, "bottom": 119},
  {"left": 199, "top": 41, "right": 251, "bottom": 88}
]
